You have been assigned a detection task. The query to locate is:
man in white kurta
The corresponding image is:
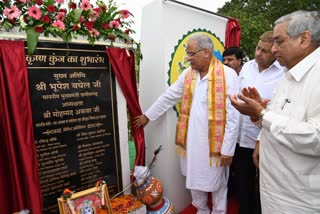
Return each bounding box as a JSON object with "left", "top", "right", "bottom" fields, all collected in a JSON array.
[
  {"left": 229, "top": 11, "right": 320, "bottom": 213},
  {"left": 135, "top": 34, "right": 239, "bottom": 214}
]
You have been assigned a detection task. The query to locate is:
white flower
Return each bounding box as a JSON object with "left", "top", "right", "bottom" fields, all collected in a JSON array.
[{"left": 19, "top": 15, "right": 27, "bottom": 29}]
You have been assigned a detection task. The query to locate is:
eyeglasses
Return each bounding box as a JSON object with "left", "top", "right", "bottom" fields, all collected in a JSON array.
[{"left": 185, "top": 48, "right": 204, "bottom": 57}]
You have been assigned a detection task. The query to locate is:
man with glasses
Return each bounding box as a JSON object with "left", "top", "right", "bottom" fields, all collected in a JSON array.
[
  {"left": 134, "top": 33, "right": 239, "bottom": 214},
  {"left": 229, "top": 10, "right": 320, "bottom": 213}
]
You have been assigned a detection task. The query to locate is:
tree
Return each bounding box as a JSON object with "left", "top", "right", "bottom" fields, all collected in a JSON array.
[{"left": 218, "top": 0, "right": 320, "bottom": 59}]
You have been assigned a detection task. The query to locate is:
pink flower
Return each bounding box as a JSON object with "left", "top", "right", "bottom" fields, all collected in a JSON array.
[
  {"left": 88, "top": 10, "right": 99, "bottom": 22},
  {"left": 55, "top": 12, "right": 66, "bottom": 21},
  {"left": 120, "top": 10, "right": 130, "bottom": 18},
  {"left": 79, "top": 16, "right": 85, "bottom": 23},
  {"left": 109, "top": 20, "right": 120, "bottom": 28},
  {"left": 54, "top": 0, "right": 65, "bottom": 3},
  {"left": 81, "top": 0, "right": 92, "bottom": 11},
  {"left": 28, "top": 6, "right": 42, "bottom": 20},
  {"left": 52, "top": 20, "right": 65, "bottom": 30},
  {"left": 89, "top": 28, "right": 100, "bottom": 37},
  {"left": 19, "top": 0, "right": 28, "bottom": 3},
  {"left": 4, "top": 6, "right": 21, "bottom": 20}
]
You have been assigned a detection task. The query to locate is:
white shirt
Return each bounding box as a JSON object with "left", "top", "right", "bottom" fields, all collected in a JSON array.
[
  {"left": 238, "top": 60, "right": 284, "bottom": 149},
  {"left": 145, "top": 63, "right": 239, "bottom": 191},
  {"left": 260, "top": 47, "right": 320, "bottom": 213}
]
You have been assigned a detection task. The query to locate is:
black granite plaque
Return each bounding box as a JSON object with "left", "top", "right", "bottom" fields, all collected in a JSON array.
[{"left": 26, "top": 41, "right": 122, "bottom": 213}]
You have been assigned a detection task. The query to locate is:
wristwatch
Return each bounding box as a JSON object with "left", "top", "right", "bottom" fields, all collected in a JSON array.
[
  {"left": 259, "top": 109, "right": 267, "bottom": 121},
  {"left": 253, "top": 109, "right": 267, "bottom": 128}
]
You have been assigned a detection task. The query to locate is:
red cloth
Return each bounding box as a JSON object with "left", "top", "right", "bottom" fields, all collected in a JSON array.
[
  {"left": 106, "top": 48, "right": 145, "bottom": 166},
  {"left": 225, "top": 18, "right": 241, "bottom": 48},
  {"left": 0, "top": 40, "right": 42, "bottom": 213},
  {"left": 179, "top": 196, "right": 239, "bottom": 214}
]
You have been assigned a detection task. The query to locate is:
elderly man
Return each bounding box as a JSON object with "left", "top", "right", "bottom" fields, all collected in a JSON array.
[
  {"left": 135, "top": 33, "right": 239, "bottom": 214},
  {"left": 229, "top": 10, "right": 320, "bottom": 213}
]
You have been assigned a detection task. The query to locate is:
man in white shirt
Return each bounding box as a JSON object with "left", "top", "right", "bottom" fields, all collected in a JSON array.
[
  {"left": 234, "top": 31, "right": 284, "bottom": 214},
  {"left": 229, "top": 10, "right": 320, "bottom": 213},
  {"left": 134, "top": 33, "right": 239, "bottom": 214}
]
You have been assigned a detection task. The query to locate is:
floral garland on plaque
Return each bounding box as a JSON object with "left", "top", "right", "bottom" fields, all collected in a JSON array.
[{"left": 0, "top": 0, "right": 137, "bottom": 55}]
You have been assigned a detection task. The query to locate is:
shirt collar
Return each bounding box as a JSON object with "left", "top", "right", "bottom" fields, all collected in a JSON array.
[
  {"left": 253, "top": 59, "right": 283, "bottom": 72},
  {"left": 289, "top": 47, "right": 320, "bottom": 81},
  {"left": 272, "top": 60, "right": 283, "bottom": 70}
]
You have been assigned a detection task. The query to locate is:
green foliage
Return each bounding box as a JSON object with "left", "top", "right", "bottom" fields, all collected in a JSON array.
[{"left": 218, "top": 0, "right": 320, "bottom": 59}]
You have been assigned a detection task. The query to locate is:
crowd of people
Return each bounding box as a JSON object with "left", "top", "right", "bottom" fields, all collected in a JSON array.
[{"left": 134, "top": 10, "right": 320, "bottom": 214}]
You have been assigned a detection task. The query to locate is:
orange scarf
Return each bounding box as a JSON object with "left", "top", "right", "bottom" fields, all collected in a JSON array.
[{"left": 176, "top": 58, "right": 226, "bottom": 160}]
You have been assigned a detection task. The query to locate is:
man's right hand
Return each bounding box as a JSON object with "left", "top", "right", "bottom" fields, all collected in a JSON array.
[
  {"left": 253, "top": 141, "right": 260, "bottom": 168},
  {"left": 133, "top": 115, "right": 150, "bottom": 128},
  {"left": 242, "top": 87, "right": 270, "bottom": 109}
]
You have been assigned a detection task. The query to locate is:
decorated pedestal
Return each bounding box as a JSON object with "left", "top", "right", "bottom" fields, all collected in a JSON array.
[
  {"left": 133, "top": 166, "right": 174, "bottom": 214},
  {"left": 147, "top": 197, "right": 174, "bottom": 214}
]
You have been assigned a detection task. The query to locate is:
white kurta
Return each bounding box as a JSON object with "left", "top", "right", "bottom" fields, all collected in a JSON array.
[
  {"left": 145, "top": 64, "right": 239, "bottom": 192},
  {"left": 238, "top": 60, "right": 284, "bottom": 149},
  {"left": 260, "top": 47, "right": 320, "bottom": 213}
]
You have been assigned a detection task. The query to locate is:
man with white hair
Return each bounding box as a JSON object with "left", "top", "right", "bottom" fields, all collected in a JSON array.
[{"left": 229, "top": 10, "right": 320, "bottom": 213}]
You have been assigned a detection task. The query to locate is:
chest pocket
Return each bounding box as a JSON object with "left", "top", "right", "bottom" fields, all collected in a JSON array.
[{"left": 199, "top": 84, "right": 208, "bottom": 103}]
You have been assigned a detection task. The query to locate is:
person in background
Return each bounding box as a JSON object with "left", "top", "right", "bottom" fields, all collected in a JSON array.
[
  {"left": 222, "top": 46, "right": 244, "bottom": 200},
  {"left": 134, "top": 33, "right": 239, "bottom": 214},
  {"left": 229, "top": 10, "right": 320, "bottom": 213},
  {"left": 234, "top": 30, "right": 284, "bottom": 214},
  {"left": 223, "top": 46, "right": 243, "bottom": 75}
]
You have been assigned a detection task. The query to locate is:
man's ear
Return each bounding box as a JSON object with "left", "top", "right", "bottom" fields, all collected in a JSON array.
[
  {"left": 237, "top": 58, "right": 242, "bottom": 66},
  {"left": 299, "top": 31, "right": 312, "bottom": 48},
  {"left": 203, "top": 48, "right": 211, "bottom": 57}
]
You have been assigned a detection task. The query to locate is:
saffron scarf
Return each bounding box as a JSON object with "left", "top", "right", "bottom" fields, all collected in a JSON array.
[{"left": 175, "top": 57, "right": 226, "bottom": 159}]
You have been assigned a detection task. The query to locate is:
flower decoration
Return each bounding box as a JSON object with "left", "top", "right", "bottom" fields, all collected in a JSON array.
[
  {"left": 61, "top": 188, "right": 73, "bottom": 200},
  {"left": 0, "top": 0, "right": 136, "bottom": 55},
  {"left": 95, "top": 178, "right": 106, "bottom": 187}
]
